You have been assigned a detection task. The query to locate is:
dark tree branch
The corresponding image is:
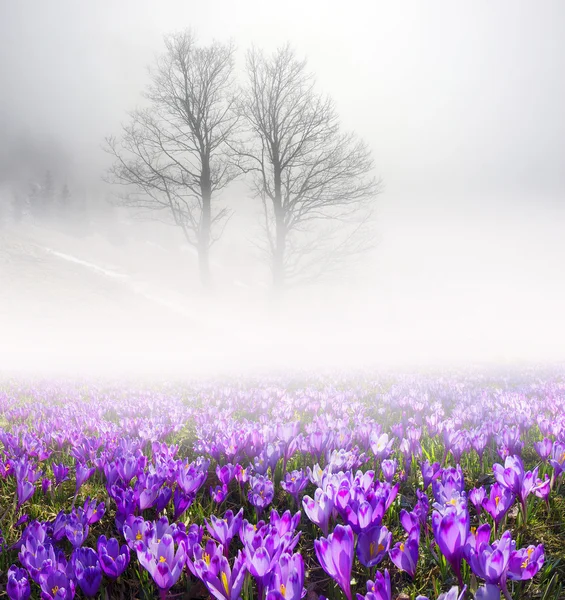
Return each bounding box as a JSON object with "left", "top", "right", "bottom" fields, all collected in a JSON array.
[
  {"left": 104, "top": 30, "right": 240, "bottom": 286},
  {"left": 236, "top": 44, "right": 382, "bottom": 290}
]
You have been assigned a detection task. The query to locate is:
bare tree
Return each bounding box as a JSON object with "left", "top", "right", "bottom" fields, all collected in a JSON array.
[
  {"left": 235, "top": 45, "right": 382, "bottom": 292},
  {"left": 105, "top": 31, "right": 239, "bottom": 287}
]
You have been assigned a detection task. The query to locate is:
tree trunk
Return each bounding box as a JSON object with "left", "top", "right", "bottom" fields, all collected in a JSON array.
[
  {"left": 272, "top": 162, "right": 285, "bottom": 294},
  {"left": 272, "top": 208, "right": 286, "bottom": 293},
  {"left": 199, "top": 160, "right": 212, "bottom": 288}
]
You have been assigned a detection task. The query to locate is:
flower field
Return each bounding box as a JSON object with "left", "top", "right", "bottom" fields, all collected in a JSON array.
[{"left": 0, "top": 371, "right": 564, "bottom": 600}]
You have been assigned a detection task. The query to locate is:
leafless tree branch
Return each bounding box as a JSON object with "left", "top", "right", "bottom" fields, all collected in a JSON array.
[
  {"left": 104, "top": 30, "right": 240, "bottom": 286},
  {"left": 236, "top": 44, "right": 382, "bottom": 291}
]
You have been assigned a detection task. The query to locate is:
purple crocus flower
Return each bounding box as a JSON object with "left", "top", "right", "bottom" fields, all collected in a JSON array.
[
  {"left": 464, "top": 523, "right": 491, "bottom": 556},
  {"left": 53, "top": 463, "right": 70, "bottom": 486},
  {"left": 466, "top": 528, "right": 513, "bottom": 585},
  {"left": 18, "top": 520, "right": 52, "bottom": 552},
  {"left": 234, "top": 463, "right": 250, "bottom": 485},
  {"left": 65, "top": 512, "right": 89, "bottom": 548},
  {"left": 269, "top": 509, "right": 301, "bottom": 539},
  {"left": 432, "top": 500, "right": 470, "bottom": 585},
  {"left": 176, "top": 461, "right": 207, "bottom": 495},
  {"left": 137, "top": 473, "right": 164, "bottom": 510},
  {"left": 481, "top": 483, "right": 515, "bottom": 531},
  {"left": 155, "top": 486, "right": 172, "bottom": 512},
  {"left": 399, "top": 509, "right": 420, "bottom": 536},
  {"left": 413, "top": 489, "right": 430, "bottom": 529},
  {"left": 216, "top": 463, "right": 236, "bottom": 486},
  {"left": 356, "top": 569, "right": 391, "bottom": 600},
  {"left": 123, "top": 515, "right": 152, "bottom": 551},
  {"left": 507, "top": 544, "right": 544, "bottom": 580},
  {"left": 302, "top": 488, "right": 334, "bottom": 535},
  {"left": 189, "top": 538, "right": 223, "bottom": 578},
  {"left": 421, "top": 460, "right": 441, "bottom": 490},
  {"left": 432, "top": 466, "right": 465, "bottom": 505},
  {"left": 16, "top": 479, "right": 35, "bottom": 508},
  {"left": 474, "top": 584, "right": 502, "bottom": 600},
  {"left": 199, "top": 550, "right": 247, "bottom": 600},
  {"left": 534, "top": 438, "right": 553, "bottom": 461},
  {"left": 492, "top": 455, "right": 524, "bottom": 496},
  {"left": 72, "top": 547, "right": 102, "bottom": 598},
  {"left": 357, "top": 525, "right": 392, "bottom": 568},
  {"left": 97, "top": 535, "right": 130, "bottom": 579},
  {"left": 265, "top": 552, "right": 305, "bottom": 600},
  {"left": 183, "top": 524, "right": 205, "bottom": 575},
  {"left": 79, "top": 498, "right": 105, "bottom": 525},
  {"left": 549, "top": 441, "right": 565, "bottom": 478},
  {"left": 211, "top": 484, "right": 229, "bottom": 503},
  {"left": 532, "top": 475, "right": 551, "bottom": 506},
  {"left": 517, "top": 466, "right": 540, "bottom": 522},
  {"left": 248, "top": 475, "right": 275, "bottom": 516},
  {"left": 116, "top": 454, "right": 142, "bottom": 485},
  {"left": 314, "top": 524, "right": 354, "bottom": 600},
  {"left": 206, "top": 508, "right": 244, "bottom": 552},
  {"left": 6, "top": 565, "right": 31, "bottom": 600},
  {"left": 137, "top": 533, "right": 186, "bottom": 596},
  {"left": 19, "top": 540, "right": 67, "bottom": 585},
  {"left": 172, "top": 486, "right": 194, "bottom": 521},
  {"left": 39, "top": 570, "right": 76, "bottom": 600},
  {"left": 380, "top": 459, "right": 397, "bottom": 483},
  {"left": 242, "top": 527, "right": 295, "bottom": 584},
  {"left": 416, "top": 586, "right": 466, "bottom": 600},
  {"left": 338, "top": 481, "right": 398, "bottom": 534},
  {"left": 112, "top": 486, "right": 138, "bottom": 532},
  {"left": 469, "top": 487, "right": 487, "bottom": 515},
  {"left": 370, "top": 432, "right": 394, "bottom": 461},
  {"left": 42, "top": 478, "right": 52, "bottom": 495},
  {"left": 75, "top": 462, "right": 95, "bottom": 495},
  {"left": 281, "top": 469, "right": 309, "bottom": 505},
  {"left": 389, "top": 530, "right": 419, "bottom": 578},
  {"left": 15, "top": 514, "right": 29, "bottom": 529}
]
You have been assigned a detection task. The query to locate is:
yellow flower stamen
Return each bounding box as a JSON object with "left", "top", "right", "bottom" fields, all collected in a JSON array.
[
  {"left": 52, "top": 587, "right": 59, "bottom": 595},
  {"left": 495, "top": 496, "right": 500, "bottom": 507},
  {"left": 159, "top": 556, "right": 167, "bottom": 563},
  {"left": 521, "top": 548, "right": 534, "bottom": 569},
  {"left": 400, "top": 543, "right": 405, "bottom": 552},
  {"left": 222, "top": 572, "right": 230, "bottom": 595},
  {"left": 136, "top": 532, "right": 143, "bottom": 540},
  {"left": 203, "top": 552, "right": 211, "bottom": 566},
  {"left": 370, "top": 541, "right": 376, "bottom": 556}
]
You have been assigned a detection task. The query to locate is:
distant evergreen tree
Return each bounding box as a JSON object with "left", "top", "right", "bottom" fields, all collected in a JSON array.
[
  {"left": 28, "top": 170, "right": 55, "bottom": 221},
  {"left": 11, "top": 189, "right": 27, "bottom": 223},
  {"left": 59, "top": 183, "right": 70, "bottom": 210},
  {"left": 28, "top": 180, "right": 41, "bottom": 220},
  {"left": 57, "top": 183, "right": 71, "bottom": 227},
  {"left": 41, "top": 170, "right": 54, "bottom": 219}
]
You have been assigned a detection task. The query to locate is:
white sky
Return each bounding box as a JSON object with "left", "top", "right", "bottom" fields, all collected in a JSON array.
[{"left": 0, "top": 0, "right": 564, "bottom": 372}]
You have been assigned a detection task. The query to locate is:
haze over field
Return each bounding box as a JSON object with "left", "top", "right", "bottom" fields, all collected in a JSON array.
[{"left": 1, "top": 0, "right": 564, "bottom": 377}]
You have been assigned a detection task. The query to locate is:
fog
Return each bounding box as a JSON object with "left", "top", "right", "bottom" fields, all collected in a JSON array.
[{"left": 1, "top": 0, "right": 564, "bottom": 378}]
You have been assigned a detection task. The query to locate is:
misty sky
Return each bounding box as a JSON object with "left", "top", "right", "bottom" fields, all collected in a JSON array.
[{"left": 1, "top": 0, "right": 564, "bottom": 369}]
